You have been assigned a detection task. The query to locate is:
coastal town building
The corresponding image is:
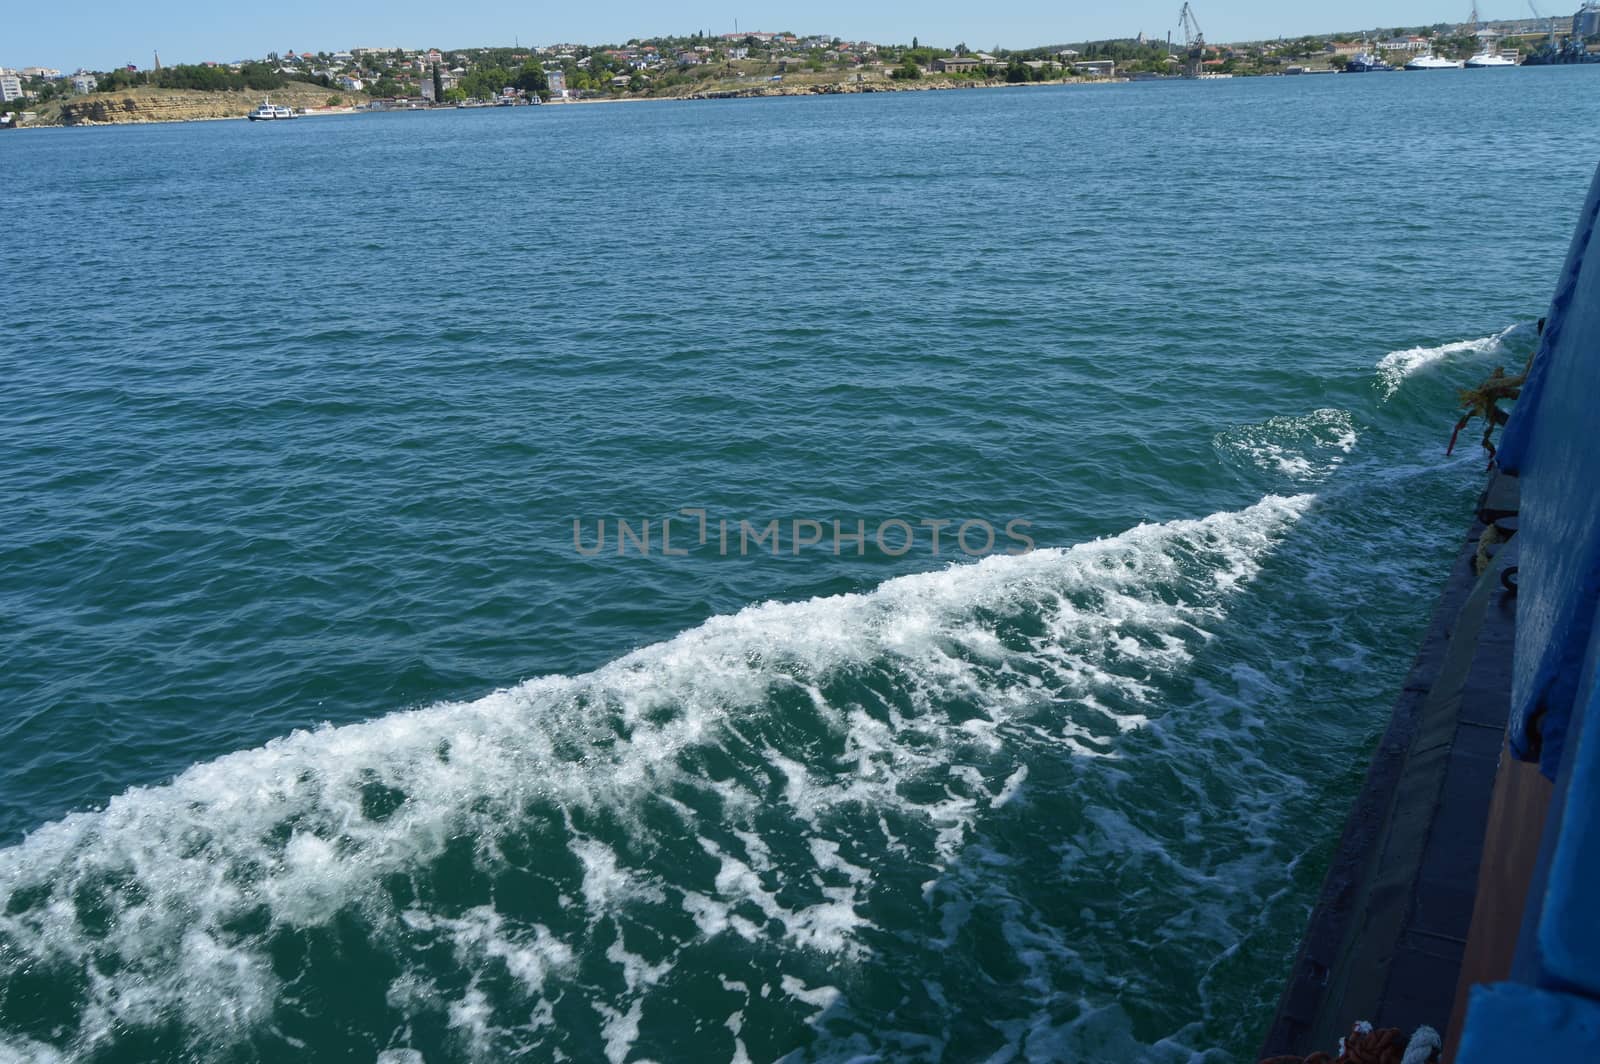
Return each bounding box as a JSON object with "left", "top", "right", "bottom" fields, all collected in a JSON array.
[
  {"left": 1072, "top": 59, "right": 1117, "bottom": 77},
  {"left": 70, "top": 71, "right": 97, "bottom": 94},
  {"left": 933, "top": 56, "right": 981, "bottom": 73},
  {"left": 0, "top": 71, "right": 25, "bottom": 103},
  {"left": 1577, "top": 1, "right": 1600, "bottom": 37},
  {"left": 418, "top": 68, "right": 456, "bottom": 101}
]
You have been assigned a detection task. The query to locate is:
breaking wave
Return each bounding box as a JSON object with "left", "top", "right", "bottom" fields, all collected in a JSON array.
[{"left": 1373, "top": 323, "right": 1531, "bottom": 399}]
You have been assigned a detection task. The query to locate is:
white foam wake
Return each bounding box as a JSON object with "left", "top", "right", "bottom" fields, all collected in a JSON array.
[
  {"left": 0, "top": 494, "right": 1314, "bottom": 1061},
  {"left": 1214, "top": 408, "right": 1358, "bottom": 481},
  {"left": 1373, "top": 323, "right": 1527, "bottom": 399}
]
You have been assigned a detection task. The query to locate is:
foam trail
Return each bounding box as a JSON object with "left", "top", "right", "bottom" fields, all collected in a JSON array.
[
  {"left": 0, "top": 494, "right": 1313, "bottom": 1061},
  {"left": 1374, "top": 323, "right": 1529, "bottom": 400},
  {"left": 1214, "top": 408, "right": 1358, "bottom": 482}
]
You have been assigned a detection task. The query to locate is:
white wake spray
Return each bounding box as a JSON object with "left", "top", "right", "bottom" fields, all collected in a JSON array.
[
  {"left": 1373, "top": 323, "right": 1530, "bottom": 399},
  {"left": 0, "top": 494, "right": 1314, "bottom": 1062}
]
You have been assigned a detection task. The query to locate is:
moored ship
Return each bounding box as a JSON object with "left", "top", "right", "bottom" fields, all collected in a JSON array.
[
  {"left": 1522, "top": 38, "right": 1600, "bottom": 65},
  {"left": 1345, "top": 38, "right": 1396, "bottom": 72},
  {"left": 1405, "top": 51, "right": 1466, "bottom": 70},
  {"left": 1346, "top": 50, "right": 1396, "bottom": 72},
  {"left": 246, "top": 97, "right": 296, "bottom": 121}
]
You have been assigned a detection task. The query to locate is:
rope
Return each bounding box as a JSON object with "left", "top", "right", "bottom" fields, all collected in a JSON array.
[
  {"left": 1446, "top": 354, "right": 1534, "bottom": 468},
  {"left": 1476, "top": 524, "right": 1504, "bottom": 575},
  {"left": 1401, "top": 1027, "right": 1441, "bottom": 1064},
  {"left": 1259, "top": 1021, "right": 1441, "bottom": 1064}
]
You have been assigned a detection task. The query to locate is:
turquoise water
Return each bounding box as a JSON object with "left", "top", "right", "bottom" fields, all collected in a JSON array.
[{"left": 2, "top": 70, "right": 1595, "bottom": 1062}]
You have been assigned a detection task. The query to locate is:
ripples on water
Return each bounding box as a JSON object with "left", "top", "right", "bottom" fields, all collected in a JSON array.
[{"left": 1, "top": 70, "right": 1594, "bottom": 1061}]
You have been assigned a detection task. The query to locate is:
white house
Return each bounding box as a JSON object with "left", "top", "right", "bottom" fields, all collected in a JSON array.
[
  {"left": 419, "top": 69, "right": 456, "bottom": 100},
  {"left": 0, "top": 71, "right": 25, "bottom": 103},
  {"left": 1073, "top": 59, "right": 1117, "bottom": 77},
  {"left": 71, "top": 71, "right": 98, "bottom": 94}
]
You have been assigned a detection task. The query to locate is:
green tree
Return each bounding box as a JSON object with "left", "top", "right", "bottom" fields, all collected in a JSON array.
[
  {"left": 239, "top": 62, "right": 284, "bottom": 91},
  {"left": 460, "top": 66, "right": 511, "bottom": 99},
  {"left": 431, "top": 64, "right": 444, "bottom": 101},
  {"left": 514, "top": 61, "right": 549, "bottom": 96},
  {"left": 891, "top": 55, "right": 922, "bottom": 80}
]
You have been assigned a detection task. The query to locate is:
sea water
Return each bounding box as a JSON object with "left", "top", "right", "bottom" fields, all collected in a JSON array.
[{"left": 2, "top": 69, "right": 1596, "bottom": 1062}]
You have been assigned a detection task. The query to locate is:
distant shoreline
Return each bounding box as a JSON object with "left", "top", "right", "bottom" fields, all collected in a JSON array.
[
  {"left": 551, "top": 75, "right": 1114, "bottom": 104},
  {"left": 10, "top": 74, "right": 1124, "bottom": 128}
]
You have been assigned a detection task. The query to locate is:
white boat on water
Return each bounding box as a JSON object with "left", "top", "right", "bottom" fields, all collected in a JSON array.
[
  {"left": 246, "top": 97, "right": 297, "bottom": 121},
  {"left": 1462, "top": 5, "right": 1517, "bottom": 67},
  {"left": 1465, "top": 50, "right": 1517, "bottom": 67},
  {"left": 1405, "top": 52, "right": 1465, "bottom": 70}
]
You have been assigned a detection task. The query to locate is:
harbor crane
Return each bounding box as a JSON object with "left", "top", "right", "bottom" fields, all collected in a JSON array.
[
  {"left": 1179, "top": 3, "right": 1205, "bottom": 49},
  {"left": 1529, "top": 0, "right": 1558, "bottom": 43},
  {"left": 1178, "top": 3, "right": 1206, "bottom": 77}
]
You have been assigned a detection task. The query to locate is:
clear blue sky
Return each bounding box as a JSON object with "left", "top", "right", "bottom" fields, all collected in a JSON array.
[{"left": 10, "top": 1, "right": 1496, "bottom": 72}]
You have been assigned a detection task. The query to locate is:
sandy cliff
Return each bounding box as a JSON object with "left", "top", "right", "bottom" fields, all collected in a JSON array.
[{"left": 46, "top": 85, "right": 371, "bottom": 126}]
